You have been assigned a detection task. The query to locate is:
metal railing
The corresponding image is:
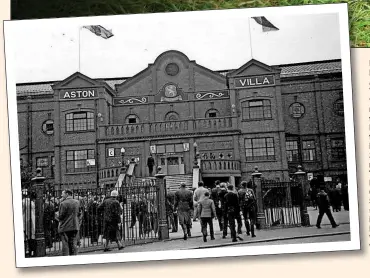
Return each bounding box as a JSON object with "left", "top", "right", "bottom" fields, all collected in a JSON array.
[
  {"left": 22, "top": 177, "right": 165, "bottom": 257},
  {"left": 261, "top": 181, "right": 303, "bottom": 228}
]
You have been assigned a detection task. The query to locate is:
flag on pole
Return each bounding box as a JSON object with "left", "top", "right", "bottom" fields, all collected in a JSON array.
[
  {"left": 252, "top": 17, "right": 279, "bottom": 32},
  {"left": 82, "top": 25, "right": 114, "bottom": 39}
]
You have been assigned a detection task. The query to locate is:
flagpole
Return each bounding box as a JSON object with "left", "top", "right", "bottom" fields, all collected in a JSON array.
[
  {"left": 248, "top": 17, "right": 253, "bottom": 59},
  {"left": 78, "top": 26, "right": 82, "bottom": 73}
]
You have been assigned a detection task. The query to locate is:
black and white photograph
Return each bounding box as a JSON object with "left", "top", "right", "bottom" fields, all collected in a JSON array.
[{"left": 4, "top": 3, "right": 359, "bottom": 268}]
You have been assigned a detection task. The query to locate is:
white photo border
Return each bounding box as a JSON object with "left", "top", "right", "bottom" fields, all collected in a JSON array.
[{"left": 4, "top": 3, "right": 360, "bottom": 268}]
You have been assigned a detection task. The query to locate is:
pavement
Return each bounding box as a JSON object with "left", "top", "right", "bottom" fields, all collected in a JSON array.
[{"left": 85, "top": 207, "right": 350, "bottom": 255}]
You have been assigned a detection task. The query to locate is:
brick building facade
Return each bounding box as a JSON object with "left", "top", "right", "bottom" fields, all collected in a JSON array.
[{"left": 16, "top": 50, "right": 346, "bottom": 189}]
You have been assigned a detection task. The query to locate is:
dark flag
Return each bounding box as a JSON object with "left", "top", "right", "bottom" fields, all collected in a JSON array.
[
  {"left": 252, "top": 17, "right": 279, "bottom": 32},
  {"left": 83, "top": 25, "right": 114, "bottom": 39}
]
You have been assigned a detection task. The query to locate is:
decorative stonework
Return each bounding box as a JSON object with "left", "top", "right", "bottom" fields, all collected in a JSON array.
[
  {"left": 165, "top": 63, "right": 180, "bottom": 76},
  {"left": 195, "top": 90, "right": 229, "bottom": 100},
  {"left": 113, "top": 97, "right": 148, "bottom": 106},
  {"left": 198, "top": 141, "right": 233, "bottom": 151}
]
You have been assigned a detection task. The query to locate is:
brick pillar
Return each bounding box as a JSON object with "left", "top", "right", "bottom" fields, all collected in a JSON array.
[
  {"left": 294, "top": 165, "right": 310, "bottom": 226},
  {"left": 31, "top": 168, "right": 46, "bottom": 257},
  {"left": 155, "top": 171, "right": 169, "bottom": 240},
  {"left": 252, "top": 167, "right": 267, "bottom": 229}
]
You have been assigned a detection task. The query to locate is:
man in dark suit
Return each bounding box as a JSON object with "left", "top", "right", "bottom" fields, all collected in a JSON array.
[
  {"left": 211, "top": 180, "right": 223, "bottom": 231},
  {"left": 316, "top": 185, "right": 339, "bottom": 229},
  {"left": 224, "top": 184, "right": 243, "bottom": 242},
  {"left": 57, "top": 189, "right": 81, "bottom": 256},
  {"left": 147, "top": 154, "right": 155, "bottom": 177},
  {"left": 174, "top": 182, "right": 193, "bottom": 240}
]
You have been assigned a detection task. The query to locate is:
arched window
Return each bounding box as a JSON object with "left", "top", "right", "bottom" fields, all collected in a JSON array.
[
  {"left": 125, "top": 114, "right": 139, "bottom": 124},
  {"left": 333, "top": 99, "right": 344, "bottom": 116},
  {"left": 205, "top": 109, "right": 219, "bottom": 118},
  {"left": 165, "top": 111, "right": 179, "bottom": 121},
  {"left": 66, "top": 111, "right": 94, "bottom": 132},
  {"left": 241, "top": 99, "right": 272, "bottom": 120}
]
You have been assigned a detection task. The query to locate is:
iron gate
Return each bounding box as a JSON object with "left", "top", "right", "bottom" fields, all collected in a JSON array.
[
  {"left": 261, "top": 181, "right": 303, "bottom": 228},
  {"left": 22, "top": 179, "right": 161, "bottom": 257}
]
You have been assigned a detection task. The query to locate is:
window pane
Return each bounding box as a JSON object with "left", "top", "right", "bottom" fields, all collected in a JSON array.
[
  {"left": 74, "top": 113, "right": 86, "bottom": 119},
  {"left": 88, "top": 150, "right": 95, "bottom": 158},
  {"left": 67, "top": 151, "right": 73, "bottom": 160},
  {"left": 245, "top": 139, "right": 252, "bottom": 148},
  {"left": 249, "top": 101, "right": 263, "bottom": 107}
]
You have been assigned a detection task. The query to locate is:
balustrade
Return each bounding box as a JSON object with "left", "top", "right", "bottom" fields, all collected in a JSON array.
[{"left": 102, "top": 116, "right": 235, "bottom": 138}]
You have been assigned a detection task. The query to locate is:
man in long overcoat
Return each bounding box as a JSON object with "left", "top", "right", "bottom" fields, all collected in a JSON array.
[
  {"left": 174, "top": 182, "right": 193, "bottom": 240},
  {"left": 56, "top": 189, "right": 81, "bottom": 256},
  {"left": 98, "top": 190, "right": 124, "bottom": 252}
]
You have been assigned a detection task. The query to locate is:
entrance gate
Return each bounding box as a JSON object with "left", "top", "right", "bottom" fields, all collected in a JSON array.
[
  {"left": 22, "top": 176, "right": 167, "bottom": 257},
  {"left": 261, "top": 181, "right": 303, "bottom": 228}
]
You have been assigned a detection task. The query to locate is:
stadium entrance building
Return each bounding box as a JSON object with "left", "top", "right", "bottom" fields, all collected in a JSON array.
[{"left": 16, "top": 50, "right": 347, "bottom": 189}]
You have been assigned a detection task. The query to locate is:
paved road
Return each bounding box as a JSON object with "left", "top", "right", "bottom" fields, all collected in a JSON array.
[{"left": 236, "top": 234, "right": 350, "bottom": 247}]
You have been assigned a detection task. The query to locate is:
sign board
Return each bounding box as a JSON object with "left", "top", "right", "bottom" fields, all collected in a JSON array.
[
  {"left": 234, "top": 75, "right": 275, "bottom": 89},
  {"left": 59, "top": 89, "right": 97, "bottom": 100},
  {"left": 108, "top": 148, "right": 115, "bottom": 157},
  {"left": 150, "top": 145, "right": 156, "bottom": 154},
  {"left": 183, "top": 143, "right": 190, "bottom": 151},
  {"left": 86, "top": 159, "right": 96, "bottom": 166},
  {"left": 307, "top": 173, "right": 314, "bottom": 181},
  {"left": 324, "top": 177, "right": 332, "bottom": 182}
]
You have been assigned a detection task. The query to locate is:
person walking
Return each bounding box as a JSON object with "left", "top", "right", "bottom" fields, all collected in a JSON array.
[
  {"left": 98, "top": 190, "right": 124, "bottom": 252},
  {"left": 316, "top": 185, "right": 339, "bottom": 229},
  {"left": 166, "top": 190, "right": 178, "bottom": 233},
  {"left": 211, "top": 180, "right": 223, "bottom": 231},
  {"left": 174, "top": 182, "right": 194, "bottom": 240},
  {"left": 224, "top": 184, "right": 243, "bottom": 242},
  {"left": 193, "top": 181, "right": 209, "bottom": 222},
  {"left": 218, "top": 183, "right": 229, "bottom": 238},
  {"left": 87, "top": 196, "right": 100, "bottom": 244},
  {"left": 238, "top": 181, "right": 257, "bottom": 237},
  {"left": 197, "top": 191, "right": 216, "bottom": 242},
  {"left": 56, "top": 189, "right": 81, "bottom": 256}
]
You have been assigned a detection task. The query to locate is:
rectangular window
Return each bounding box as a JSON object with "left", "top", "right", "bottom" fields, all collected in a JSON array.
[
  {"left": 242, "top": 100, "right": 272, "bottom": 120},
  {"left": 66, "top": 112, "right": 94, "bottom": 132},
  {"left": 331, "top": 139, "right": 346, "bottom": 161},
  {"left": 286, "top": 141, "right": 299, "bottom": 162},
  {"left": 302, "top": 140, "right": 316, "bottom": 161},
  {"left": 245, "top": 137, "right": 275, "bottom": 161},
  {"left": 66, "top": 149, "right": 95, "bottom": 173}
]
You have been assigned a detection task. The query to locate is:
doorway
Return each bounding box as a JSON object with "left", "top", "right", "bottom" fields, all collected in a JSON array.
[{"left": 158, "top": 155, "right": 185, "bottom": 175}]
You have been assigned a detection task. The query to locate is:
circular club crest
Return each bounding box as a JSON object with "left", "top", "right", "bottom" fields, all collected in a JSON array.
[
  {"left": 165, "top": 63, "right": 179, "bottom": 76},
  {"left": 289, "top": 102, "right": 305, "bottom": 118},
  {"left": 164, "top": 84, "right": 178, "bottom": 98}
]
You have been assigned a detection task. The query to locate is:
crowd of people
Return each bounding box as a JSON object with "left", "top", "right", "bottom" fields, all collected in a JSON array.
[
  {"left": 22, "top": 188, "right": 159, "bottom": 257},
  {"left": 22, "top": 177, "right": 348, "bottom": 257},
  {"left": 166, "top": 180, "right": 257, "bottom": 243}
]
